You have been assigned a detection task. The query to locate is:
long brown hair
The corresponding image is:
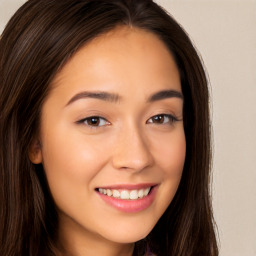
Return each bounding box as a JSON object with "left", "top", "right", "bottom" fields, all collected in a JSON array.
[{"left": 0, "top": 0, "right": 218, "bottom": 255}]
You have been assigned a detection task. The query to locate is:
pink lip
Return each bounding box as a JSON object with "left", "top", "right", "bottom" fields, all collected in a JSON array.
[{"left": 96, "top": 184, "right": 158, "bottom": 213}]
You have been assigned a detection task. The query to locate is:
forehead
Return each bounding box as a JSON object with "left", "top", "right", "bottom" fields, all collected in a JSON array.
[{"left": 48, "top": 26, "right": 181, "bottom": 103}]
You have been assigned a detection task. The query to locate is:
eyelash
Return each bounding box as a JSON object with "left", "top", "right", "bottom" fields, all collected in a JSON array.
[
  {"left": 76, "top": 116, "right": 110, "bottom": 127},
  {"left": 77, "top": 114, "right": 179, "bottom": 128},
  {"left": 146, "top": 114, "right": 179, "bottom": 125}
]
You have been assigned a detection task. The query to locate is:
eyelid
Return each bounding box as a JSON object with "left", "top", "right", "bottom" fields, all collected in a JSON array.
[
  {"left": 76, "top": 116, "right": 110, "bottom": 127},
  {"left": 75, "top": 113, "right": 182, "bottom": 128},
  {"left": 146, "top": 113, "right": 181, "bottom": 125}
]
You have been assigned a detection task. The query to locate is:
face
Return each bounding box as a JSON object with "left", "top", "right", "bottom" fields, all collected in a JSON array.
[{"left": 31, "top": 27, "right": 186, "bottom": 253}]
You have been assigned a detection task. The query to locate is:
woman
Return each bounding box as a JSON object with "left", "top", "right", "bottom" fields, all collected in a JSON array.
[{"left": 0, "top": 0, "right": 218, "bottom": 255}]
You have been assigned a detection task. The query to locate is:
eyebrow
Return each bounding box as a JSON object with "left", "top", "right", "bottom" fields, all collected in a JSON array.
[
  {"left": 66, "top": 91, "right": 121, "bottom": 106},
  {"left": 147, "top": 89, "right": 183, "bottom": 102},
  {"left": 65, "top": 89, "right": 183, "bottom": 107}
]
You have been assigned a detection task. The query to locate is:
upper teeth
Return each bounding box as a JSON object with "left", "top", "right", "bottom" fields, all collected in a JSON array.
[{"left": 98, "top": 187, "right": 151, "bottom": 200}]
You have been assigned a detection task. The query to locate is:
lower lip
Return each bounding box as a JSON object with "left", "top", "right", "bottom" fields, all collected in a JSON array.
[{"left": 97, "top": 186, "right": 157, "bottom": 213}]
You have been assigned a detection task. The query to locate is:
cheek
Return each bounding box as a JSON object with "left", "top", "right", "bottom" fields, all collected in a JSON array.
[
  {"left": 153, "top": 129, "right": 186, "bottom": 177},
  {"left": 147, "top": 129, "right": 185, "bottom": 223},
  {"left": 153, "top": 128, "right": 185, "bottom": 205},
  {"left": 40, "top": 128, "right": 109, "bottom": 203}
]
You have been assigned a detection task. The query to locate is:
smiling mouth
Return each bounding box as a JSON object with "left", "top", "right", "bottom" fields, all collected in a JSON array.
[{"left": 96, "top": 187, "right": 153, "bottom": 200}]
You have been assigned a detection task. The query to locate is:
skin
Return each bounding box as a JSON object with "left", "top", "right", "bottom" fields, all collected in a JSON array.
[{"left": 30, "top": 26, "right": 186, "bottom": 256}]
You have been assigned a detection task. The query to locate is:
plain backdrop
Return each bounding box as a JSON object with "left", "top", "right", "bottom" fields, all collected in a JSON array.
[{"left": 1, "top": 0, "right": 256, "bottom": 255}]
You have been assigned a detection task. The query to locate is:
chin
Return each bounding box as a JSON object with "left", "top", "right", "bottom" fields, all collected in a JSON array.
[{"left": 99, "top": 221, "right": 155, "bottom": 244}]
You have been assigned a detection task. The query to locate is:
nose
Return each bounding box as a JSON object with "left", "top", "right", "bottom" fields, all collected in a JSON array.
[{"left": 111, "top": 125, "right": 154, "bottom": 172}]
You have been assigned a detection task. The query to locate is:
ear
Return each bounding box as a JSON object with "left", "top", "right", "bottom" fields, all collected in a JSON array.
[{"left": 28, "top": 138, "right": 43, "bottom": 164}]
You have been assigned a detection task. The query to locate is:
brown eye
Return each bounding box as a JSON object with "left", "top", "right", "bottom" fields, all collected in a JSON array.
[
  {"left": 87, "top": 117, "right": 100, "bottom": 126},
  {"left": 78, "top": 116, "right": 109, "bottom": 127},
  {"left": 152, "top": 115, "right": 165, "bottom": 124},
  {"left": 147, "top": 114, "right": 177, "bottom": 125}
]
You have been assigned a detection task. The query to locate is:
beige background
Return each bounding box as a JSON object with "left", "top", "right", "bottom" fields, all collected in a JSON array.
[{"left": 1, "top": 0, "right": 256, "bottom": 255}]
